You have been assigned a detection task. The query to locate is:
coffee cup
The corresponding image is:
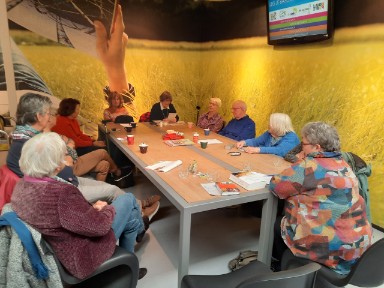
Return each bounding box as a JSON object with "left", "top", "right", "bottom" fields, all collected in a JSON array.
[
  {"left": 187, "top": 122, "right": 193, "bottom": 128},
  {"left": 204, "top": 129, "right": 210, "bottom": 136},
  {"left": 139, "top": 143, "right": 148, "bottom": 154},
  {"left": 127, "top": 135, "right": 134, "bottom": 145},
  {"left": 193, "top": 133, "right": 199, "bottom": 143},
  {"left": 124, "top": 126, "right": 132, "bottom": 133},
  {"left": 200, "top": 141, "right": 208, "bottom": 149},
  {"left": 130, "top": 122, "right": 137, "bottom": 128}
]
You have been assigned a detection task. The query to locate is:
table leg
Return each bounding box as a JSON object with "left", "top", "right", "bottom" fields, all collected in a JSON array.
[
  {"left": 257, "top": 194, "right": 277, "bottom": 266},
  {"left": 178, "top": 209, "right": 192, "bottom": 288}
]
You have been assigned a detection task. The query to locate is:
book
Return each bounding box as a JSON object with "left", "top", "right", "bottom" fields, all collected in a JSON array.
[
  {"left": 164, "top": 139, "right": 194, "bottom": 147},
  {"left": 215, "top": 182, "right": 240, "bottom": 195},
  {"left": 201, "top": 182, "right": 240, "bottom": 196},
  {"left": 229, "top": 171, "right": 272, "bottom": 191}
]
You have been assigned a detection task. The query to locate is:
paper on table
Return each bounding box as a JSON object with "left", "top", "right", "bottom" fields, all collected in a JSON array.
[
  {"left": 201, "top": 183, "right": 240, "bottom": 196},
  {"left": 198, "top": 139, "right": 223, "bottom": 144},
  {"left": 201, "top": 183, "right": 221, "bottom": 196},
  {"left": 146, "top": 160, "right": 182, "bottom": 172}
]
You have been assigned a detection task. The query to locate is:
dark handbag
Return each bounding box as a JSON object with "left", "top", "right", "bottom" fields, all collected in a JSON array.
[{"left": 106, "top": 166, "right": 135, "bottom": 189}]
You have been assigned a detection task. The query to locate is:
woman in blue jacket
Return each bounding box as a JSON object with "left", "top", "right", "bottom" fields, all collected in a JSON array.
[{"left": 236, "top": 113, "right": 299, "bottom": 157}]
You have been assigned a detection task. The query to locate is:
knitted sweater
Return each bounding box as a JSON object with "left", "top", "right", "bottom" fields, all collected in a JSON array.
[
  {"left": 0, "top": 204, "right": 62, "bottom": 288},
  {"left": 11, "top": 177, "right": 116, "bottom": 279},
  {"left": 52, "top": 115, "right": 93, "bottom": 148},
  {"left": 244, "top": 131, "right": 300, "bottom": 157},
  {"left": 149, "top": 102, "right": 179, "bottom": 122},
  {"left": 218, "top": 115, "right": 255, "bottom": 141}
]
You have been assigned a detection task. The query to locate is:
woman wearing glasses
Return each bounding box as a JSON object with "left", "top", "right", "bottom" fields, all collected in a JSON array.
[
  {"left": 269, "top": 121, "right": 372, "bottom": 274},
  {"left": 236, "top": 113, "right": 299, "bottom": 157},
  {"left": 197, "top": 98, "right": 224, "bottom": 132}
]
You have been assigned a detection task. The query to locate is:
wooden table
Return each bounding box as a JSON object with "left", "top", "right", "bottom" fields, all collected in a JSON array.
[{"left": 102, "top": 122, "right": 290, "bottom": 287}]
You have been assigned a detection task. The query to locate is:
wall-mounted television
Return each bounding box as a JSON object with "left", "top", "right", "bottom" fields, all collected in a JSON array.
[{"left": 267, "top": 0, "right": 334, "bottom": 45}]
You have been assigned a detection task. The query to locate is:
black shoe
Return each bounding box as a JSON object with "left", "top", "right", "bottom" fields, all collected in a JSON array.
[
  {"left": 136, "top": 216, "right": 149, "bottom": 243},
  {"left": 138, "top": 267, "right": 147, "bottom": 279}
]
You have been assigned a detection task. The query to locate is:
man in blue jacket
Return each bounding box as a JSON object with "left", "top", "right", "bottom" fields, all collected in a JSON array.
[{"left": 218, "top": 100, "right": 255, "bottom": 141}]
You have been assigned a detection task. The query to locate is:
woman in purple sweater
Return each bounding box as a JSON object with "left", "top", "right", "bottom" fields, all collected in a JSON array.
[{"left": 11, "top": 132, "right": 146, "bottom": 279}]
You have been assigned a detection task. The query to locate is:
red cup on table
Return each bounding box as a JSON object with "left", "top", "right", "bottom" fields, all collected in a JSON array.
[{"left": 127, "top": 135, "right": 134, "bottom": 145}]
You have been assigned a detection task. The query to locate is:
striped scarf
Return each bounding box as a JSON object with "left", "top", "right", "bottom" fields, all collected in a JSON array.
[{"left": 11, "top": 125, "right": 41, "bottom": 140}]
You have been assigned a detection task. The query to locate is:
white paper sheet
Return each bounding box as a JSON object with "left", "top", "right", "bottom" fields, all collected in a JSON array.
[{"left": 146, "top": 160, "right": 182, "bottom": 172}]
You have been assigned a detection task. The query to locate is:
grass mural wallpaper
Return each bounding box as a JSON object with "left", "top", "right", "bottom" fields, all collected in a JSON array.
[{"left": 11, "top": 23, "right": 384, "bottom": 227}]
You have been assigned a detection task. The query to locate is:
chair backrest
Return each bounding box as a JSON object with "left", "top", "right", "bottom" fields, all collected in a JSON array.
[
  {"left": 347, "top": 238, "right": 384, "bottom": 287},
  {"left": 237, "top": 263, "right": 320, "bottom": 288},
  {"left": 139, "top": 112, "right": 151, "bottom": 122},
  {"left": 45, "top": 241, "right": 139, "bottom": 288},
  {"left": 115, "top": 115, "right": 134, "bottom": 124},
  {"left": 0, "top": 165, "right": 20, "bottom": 213}
]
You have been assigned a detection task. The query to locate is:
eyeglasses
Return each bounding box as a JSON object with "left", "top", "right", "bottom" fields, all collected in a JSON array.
[
  {"left": 231, "top": 107, "right": 242, "bottom": 110},
  {"left": 301, "top": 141, "right": 313, "bottom": 146}
]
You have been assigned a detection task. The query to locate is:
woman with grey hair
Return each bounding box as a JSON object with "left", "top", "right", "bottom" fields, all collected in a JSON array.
[
  {"left": 197, "top": 97, "right": 224, "bottom": 132},
  {"left": 236, "top": 113, "right": 300, "bottom": 157},
  {"left": 11, "top": 132, "right": 147, "bottom": 279},
  {"left": 269, "top": 121, "right": 372, "bottom": 274}
]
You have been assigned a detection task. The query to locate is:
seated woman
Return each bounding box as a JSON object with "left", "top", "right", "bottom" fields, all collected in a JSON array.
[
  {"left": 103, "top": 86, "right": 132, "bottom": 122},
  {"left": 46, "top": 109, "right": 120, "bottom": 182},
  {"left": 149, "top": 91, "right": 179, "bottom": 123},
  {"left": 236, "top": 113, "right": 300, "bottom": 157},
  {"left": 7, "top": 93, "right": 160, "bottom": 217},
  {"left": 52, "top": 98, "right": 107, "bottom": 156},
  {"left": 11, "top": 132, "right": 147, "bottom": 279},
  {"left": 269, "top": 121, "right": 372, "bottom": 274},
  {"left": 197, "top": 98, "right": 224, "bottom": 132}
]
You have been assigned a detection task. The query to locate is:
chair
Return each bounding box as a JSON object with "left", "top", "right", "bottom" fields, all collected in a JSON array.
[
  {"left": 281, "top": 238, "right": 384, "bottom": 288},
  {"left": 0, "top": 165, "right": 20, "bottom": 213},
  {"left": 139, "top": 112, "right": 151, "bottom": 122},
  {"left": 181, "top": 259, "right": 320, "bottom": 288},
  {"left": 115, "top": 115, "right": 134, "bottom": 124},
  {"left": 45, "top": 242, "right": 140, "bottom": 288}
]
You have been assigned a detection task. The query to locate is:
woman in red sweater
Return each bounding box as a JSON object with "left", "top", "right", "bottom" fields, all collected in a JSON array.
[{"left": 52, "top": 98, "right": 106, "bottom": 156}]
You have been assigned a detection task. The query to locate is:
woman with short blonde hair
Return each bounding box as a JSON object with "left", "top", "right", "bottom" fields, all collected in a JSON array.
[
  {"left": 197, "top": 97, "right": 224, "bottom": 132},
  {"left": 269, "top": 113, "right": 294, "bottom": 136},
  {"left": 236, "top": 113, "right": 300, "bottom": 157}
]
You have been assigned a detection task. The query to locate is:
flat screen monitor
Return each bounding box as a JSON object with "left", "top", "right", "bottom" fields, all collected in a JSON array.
[{"left": 267, "top": 0, "right": 334, "bottom": 45}]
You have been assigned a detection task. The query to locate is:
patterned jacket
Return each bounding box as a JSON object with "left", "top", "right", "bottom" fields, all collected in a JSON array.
[
  {"left": 197, "top": 112, "right": 224, "bottom": 132},
  {"left": 269, "top": 151, "right": 372, "bottom": 274}
]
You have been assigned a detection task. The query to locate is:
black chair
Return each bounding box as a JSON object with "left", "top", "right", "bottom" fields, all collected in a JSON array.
[
  {"left": 45, "top": 242, "right": 139, "bottom": 288},
  {"left": 181, "top": 259, "right": 320, "bottom": 288},
  {"left": 281, "top": 238, "right": 384, "bottom": 288},
  {"left": 115, "top": 115, "right": 134, "bottom": 124}
]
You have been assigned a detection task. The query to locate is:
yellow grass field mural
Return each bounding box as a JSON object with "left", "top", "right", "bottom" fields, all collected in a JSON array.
[{"left": 13, "top": 24, "right": 384, "bottom": 227}]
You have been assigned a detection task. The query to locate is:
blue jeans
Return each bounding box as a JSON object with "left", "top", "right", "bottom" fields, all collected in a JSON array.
[{"left": 111, "top": 193, "right": 144, "bottom": 253}]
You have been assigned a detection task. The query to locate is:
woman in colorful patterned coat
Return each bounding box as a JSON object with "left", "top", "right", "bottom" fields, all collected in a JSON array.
[{"left": 269, "top": 121, "right": 372, "bottom": 274}]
